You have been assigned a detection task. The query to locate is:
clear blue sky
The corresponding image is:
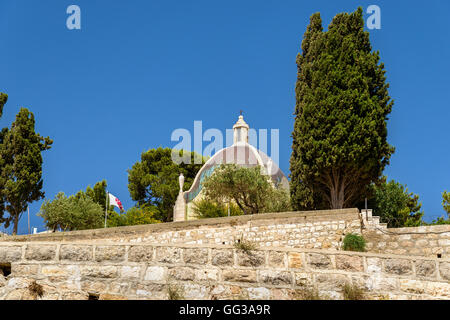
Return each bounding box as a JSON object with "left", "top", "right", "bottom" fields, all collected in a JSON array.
[{"left": 0, "top": 0, "right": 449, "bottom": 234}]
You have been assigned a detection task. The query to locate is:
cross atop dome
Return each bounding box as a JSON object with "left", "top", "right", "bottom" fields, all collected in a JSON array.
[{"left": 233, "top": 113, "right": 249, "bottom": 144}]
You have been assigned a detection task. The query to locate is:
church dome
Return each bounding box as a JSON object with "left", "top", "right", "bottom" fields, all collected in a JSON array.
[{"left": 184, "top": 115, "right": 289, "bottom": 202}]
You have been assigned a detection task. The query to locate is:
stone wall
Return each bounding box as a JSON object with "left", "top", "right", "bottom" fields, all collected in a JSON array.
[
  {"left": 4, "top": 209, "right": 449, "bottom": 260},
  {"left": 363, "top": 224, "right": 450, "bottom": 258},
  {"left": 5, "top": 209, "right": 365, "bottom": 251},
  {"left": 0, "top": 242, "right": 449, "bottom": 300}
]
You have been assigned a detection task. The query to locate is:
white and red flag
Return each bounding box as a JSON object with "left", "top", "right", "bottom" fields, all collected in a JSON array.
[{"left": 108, "top": 193, "right": 124, "bottom": 212}]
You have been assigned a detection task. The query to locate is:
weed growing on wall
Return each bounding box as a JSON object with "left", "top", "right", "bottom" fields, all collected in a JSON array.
[{"left": 342, "top": 233, "right": 366, "bottom": 252}]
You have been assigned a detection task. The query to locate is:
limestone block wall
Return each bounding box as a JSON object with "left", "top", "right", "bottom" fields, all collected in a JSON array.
[
  {"left": 5, "top": 209, "right": 365, "bottom": 251},
  {"left": 4, "top": 208, "right": 449, "bottom": 259},
  {"left": 0, "top": 242, "right": 449, "bottom": 300},
  {"left": 363, "top": 224, "right": 450, "bottom": 258}
]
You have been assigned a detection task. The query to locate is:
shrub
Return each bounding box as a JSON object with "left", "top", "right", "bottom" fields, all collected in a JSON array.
[
  {"left": 192, "top": 199, "right": 243, "bottom": 219},
  {"left": 342, "top": 233, "right": 366, "bottom": 252},
  {"left": 234, "top": 238, "right": 257, "bottom": 253},
  {"left": 342, "top": 283, "right": 365, "bottom": 300}
]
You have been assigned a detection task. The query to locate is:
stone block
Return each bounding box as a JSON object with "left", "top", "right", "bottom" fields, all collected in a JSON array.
[
  {"left": 41, "top": 265, "right": 69, "bottom": 277},
  {"left": 222, "top": 269, "right": 257, "bottom": 283},
  {"left": 314, "top": 273, "right": 349, "bottom": 291},
  {"left": 168, "top": 267, "right": 195, "bottom": 281},
  {"left": 144, "top": 266, "right": 166, "bottom": 281},
  {"left": 307, "top": 253, "right": 332, "bottom": 269},
  {"left": 80, "top": 266, "right": 118, "bottom": 278},
  {"left": 236, "top": 251, "right": 265, "bottom": 267},
  {"left": 120, "top": 266, "right": 141, "bottom": 279},
  {"left": 426, "top": 281, "right": 450, "bottom": 297},
  {"left": 399, "top": 279, "right": 425, "bottom": 294},
  {"left": 268, "top": 251, "right": 285, "bottom": 268},
  {"left": 182, "top": 283, "right": 209, "bottom": 300},
  {"left": 10, "top": 263, "right": 39, "bottom": 276},
  {"left": 415, "top": 260, "right": 436, "bottom": 278},
  {"left": 287, "top": 252, "right": 302, "bottom": 269},
  {"left": 294, "top": 272, "right": 313, "bottom": 287},
  {"left": 25, "top": 245, "right": 56, "bottom": 261},
  {"left": 246, "top": 287, "right": 271, "bottom": 300},
  {"left": 0, "top": 246, "right": 22, "bottom": 262},
  {"left": 183, "top": 248, "right": 209, "bottom": 265},
  {"left": 155, "top": 247, "right": 182, "bottom": 264},
  {"left": 335, "top": 255, "right": 363, "bottom": 272},
  {"left": 62, "top": 292, "right": 89, "bottom": 300},
  {"left": 60, "top": 245, "right": 93, "bottom": 261},
  {"left": 95, "top": 246, "right": 125, "bottom": 262},
  {"left": 259, "top": 270, "right": 292, "bottom": 286},
  {"left": 211, "top": 249, "right": 234, "bottom": 266},
  {"left": 364, "top": 275, "right": 398, "bottom": 291},
  {"left": 439, "top": 262, "right": 450, "bottom": 281},
  {"left": 384, "top": 259, "right": 413, "bottom": 275},
  {"left": 195, "top": 268, "right": 219, "bottom": 281},
  {"left": 108, "top": 282, "right": 130, "bottom": 295},
  {"left": 134, "top": 283, "right": 166, "bottom": 299},
  {"left": 81, "top": 280, "right": 108, "bottom": 293},
  {"left": 128, "top": 246, "right": 153, "bottom": 262}
]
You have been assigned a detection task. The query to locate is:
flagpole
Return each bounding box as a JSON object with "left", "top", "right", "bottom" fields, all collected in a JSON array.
[
  {"left": 28, "top": 206, "right": 30, "bottom": 235},
  {"left": 104, "top": 192, "right": 108, "bottom": 228}
]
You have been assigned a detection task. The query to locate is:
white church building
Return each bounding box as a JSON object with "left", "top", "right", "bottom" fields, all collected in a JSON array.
[{"left": 173, "top": 115, "right": 289, "bottom": 221}]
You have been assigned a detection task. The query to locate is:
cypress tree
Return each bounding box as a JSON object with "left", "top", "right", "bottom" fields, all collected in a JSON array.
[
  {"left": 290, "top": 8, "right": 394, "bottom": 210},
  {"left": 0, "top": 107, "right": 53, "bottom": 234}
]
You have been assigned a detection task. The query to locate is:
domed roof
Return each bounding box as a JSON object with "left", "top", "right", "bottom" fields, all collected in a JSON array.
[{"left": 184, "top": 141, "right": 289, "bottom": 202}]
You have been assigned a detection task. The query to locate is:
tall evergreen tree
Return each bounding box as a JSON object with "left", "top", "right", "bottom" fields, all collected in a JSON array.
[
  {"left": 0, "top": 93, "right": 7, "bottom": 117},
  {"left": 290, "top": 8, "right": 394, "bottom": 210},
  {"left": 0, "top": 108, "right": 53, "bottom": 234},
  {"left": 0, "top": 93, "right": 8, "bottom": 226}
]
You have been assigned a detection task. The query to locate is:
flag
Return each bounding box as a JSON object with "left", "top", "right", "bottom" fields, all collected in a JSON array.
[{"left": 108, "top": 193, "right": 124, "bottom": 212}]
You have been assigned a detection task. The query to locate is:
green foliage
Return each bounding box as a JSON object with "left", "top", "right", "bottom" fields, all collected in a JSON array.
[
  {"left": 192, "top": 199, "right": 243, "bottom": 219},
  {"left": 107, "top": 205, "right": 161, "bottom": 227},
  {"left": 261, "top": 187, "right": 292, "bottom": 213},
  {"left": 38, "top": 192, "right": 104, "bottom": 231},
  {"left": 127, "top": 147, "right": 206, "bottom": 222},
  {"left": 202, "top": 164, "right": 291, "bottom": 215},
  {"left": 342, "top": 233, "right": 366, "bottom": 252},
  {"left": 443, "top": 191, "right": 450, "bottom": 215},
  {"left": 0, "top": 107, "right": 53, "bottom": 234},
  {"left": 84, "top": 180, "right": 108, "bottom": 211},
  {"left": 0, "top": 93, "right": 7, "bottom": 118},
  {"left": 342, "top": 283, "right": 365, "bottom": 300},
  {"left": 371, "top": 178, "right": 424, "bottom": 228},
  {"left": 290, "top": 8, "right": 394, "bottom": 210},
  {"left": 425, "top": 216, "right": 450, "bottom": 226}
]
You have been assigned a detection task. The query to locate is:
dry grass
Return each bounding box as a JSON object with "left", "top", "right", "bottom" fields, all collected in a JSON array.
[
  {"left": 342, "top": 283, "right": 366, "bottom": 300},
  {"left": 28, "top": 281, "right": 44, "bottom": 299},
  {"left": 234, "top": 236, "right": 257, "bottom": 253},
  {"left": 293, "top": 287, "right": 322, "bottom": 300},
  {"left": 167, "top": 283, "right": 184, "bottom": 300}
]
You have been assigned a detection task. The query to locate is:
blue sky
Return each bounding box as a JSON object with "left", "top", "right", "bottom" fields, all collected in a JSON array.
[{"left": 0, "top": 0, "right": 449, "bottom": 234}]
